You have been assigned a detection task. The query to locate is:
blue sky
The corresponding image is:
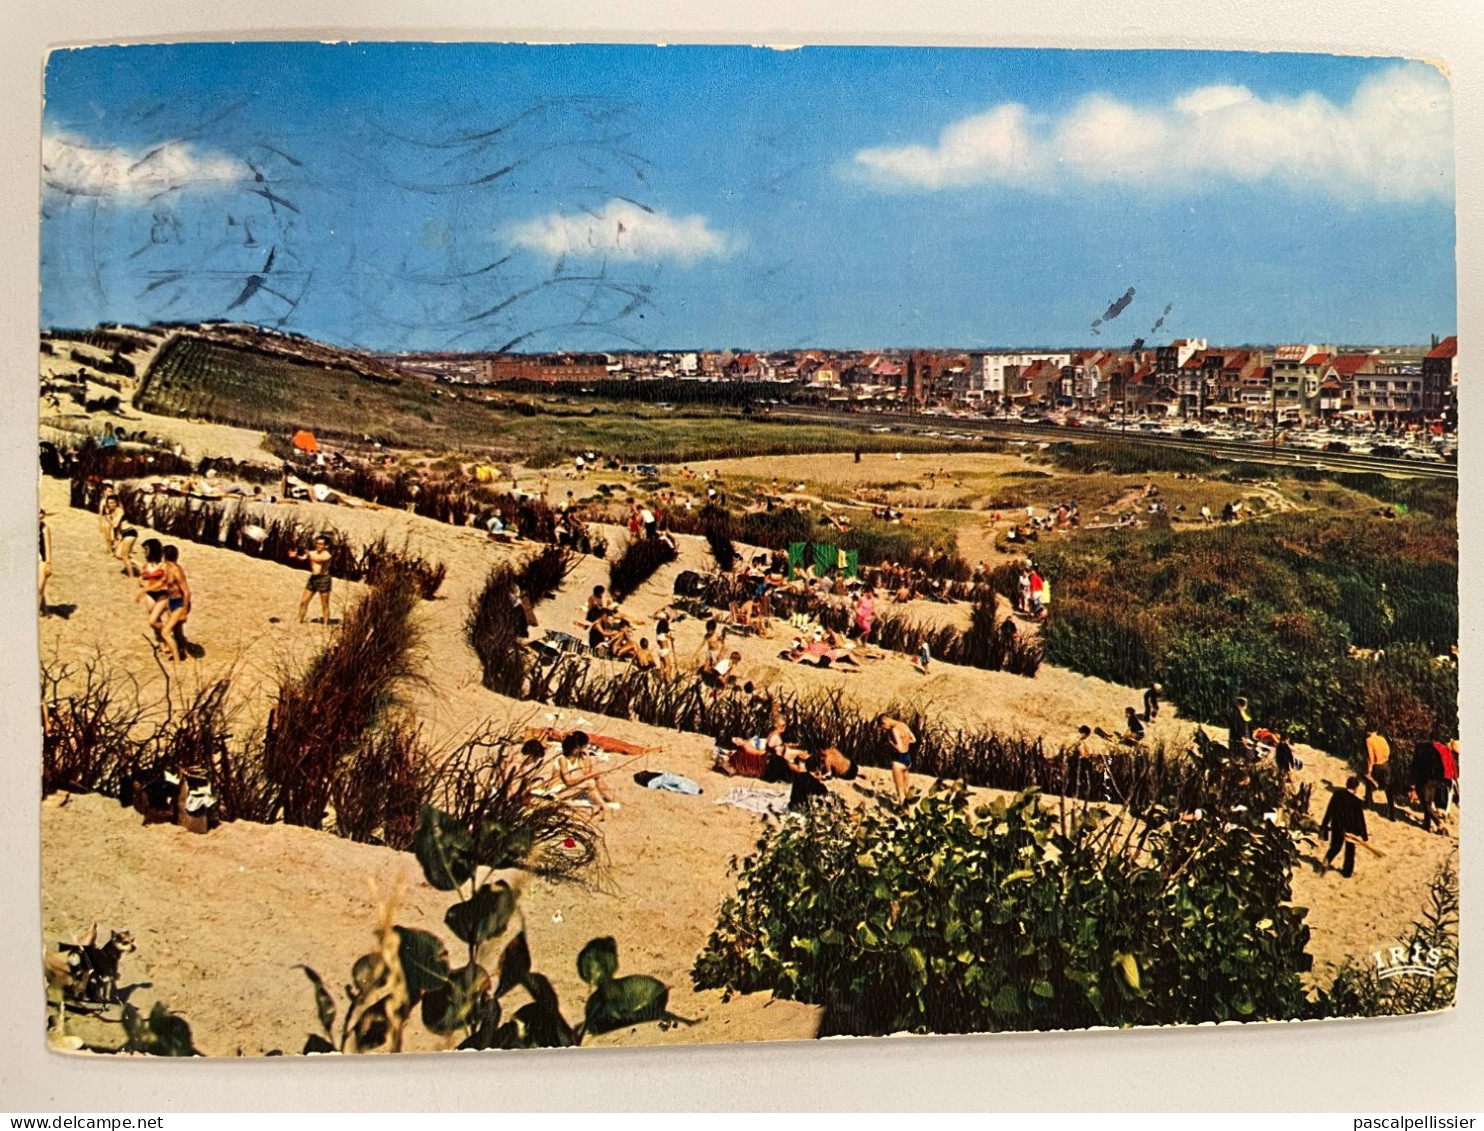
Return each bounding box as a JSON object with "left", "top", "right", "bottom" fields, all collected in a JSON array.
[{"left": 41, "top": 43, "right": 1456, "bottom": 352}]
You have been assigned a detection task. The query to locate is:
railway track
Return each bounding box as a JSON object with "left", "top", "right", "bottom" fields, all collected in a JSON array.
[{"left": 769, "top": 407, "right": 1457, "bottom": 481}]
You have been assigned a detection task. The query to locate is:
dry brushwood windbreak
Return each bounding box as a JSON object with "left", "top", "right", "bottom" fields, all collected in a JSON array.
[
  {"left": 283, "top": 462, "right": 562, "bottom": 544},
  {"left": 264, "top": 561, "right": 427, "bottom": 827},
  {"left": 607, "top": 535, "right": 680, "bottom": 602},
  {"left": 527, "top": 662, "right": 1215, "bottom": 813},
  {"left": 42, "top": 563, "right": 601, "bottom": 878},
  {"left": 69, "top": 475, "right": 447, "bottom": 600},
  {"left": 466, "top": 561, "right": 531, "bottom": 698}
]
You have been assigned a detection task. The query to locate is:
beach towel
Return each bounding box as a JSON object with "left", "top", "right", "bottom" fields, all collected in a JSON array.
[
  {"left": 636, "top": 772, "right": 702, "bottom": 795},
  {"left": 715, "top": 786, "right": 790, "bottom": 815},
  {"left": 527, "top": 726, "right": 661, "bottom": 757},
  {"left": 723, "top": 745, "right": 769, "bottom": 778},
  {"left": 530, "top": 631, "right": 595, "bottom": 664}
]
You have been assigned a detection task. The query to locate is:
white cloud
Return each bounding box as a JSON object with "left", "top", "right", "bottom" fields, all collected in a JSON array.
[
  {"left": 505, "top": 199, "right": 739, "bottom": 262},
  {"left": 1174, "top": 84, "right": 1256, "bottom": 117},
  {"left": 854, "top": 104, "right": 1038, "bottom": 189},
  {"left": 42, "top": 130, "right": 245, "bottom": 199},
  {"left": 852, "top": 64, "right": 1452, "bottom": 203}
]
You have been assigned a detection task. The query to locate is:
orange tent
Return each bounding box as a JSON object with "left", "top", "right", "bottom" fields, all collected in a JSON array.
[{"left": 291, "top": 430, "right": 318, "bottom": 453}]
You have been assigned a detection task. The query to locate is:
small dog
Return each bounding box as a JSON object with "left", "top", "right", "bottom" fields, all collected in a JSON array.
[{"left": 52, "top": 925, "right": 136, "bottom": 1005}]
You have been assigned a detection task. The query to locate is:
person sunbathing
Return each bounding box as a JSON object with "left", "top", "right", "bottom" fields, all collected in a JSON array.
[
  {"left": 782, "top": 637, "right": 862, "bottom": 670},
  {"left": 716, "top": 720, "right": 799, "bottom": 778},
  {"left": 553, "top": 731, "right": 620, "bottom": 813}
]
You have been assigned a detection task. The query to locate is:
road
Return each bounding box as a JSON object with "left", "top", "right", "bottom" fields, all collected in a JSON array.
[{"left": 767, "top": 406, "right": 1457, "bottom": 481}]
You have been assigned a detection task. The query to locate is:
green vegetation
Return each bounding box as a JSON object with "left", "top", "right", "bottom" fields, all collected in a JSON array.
[
  {"left": 695, "top": 733, "right": 1313, "bottom": 1035},
  {"left": 139, "top": 336, "right": 419, "bottom": 439},
  {"left": 137, "top": 335, "right": 971, "bottom": 464},
  {"left": 1030, "top": 513, "right": 1458, "bottom": 756},
  {"left": 1043, "top": 440, "right": 1456, "bottom": 520},
  {"left": 300, "top": 806, "right": 669, "bottom": 1053},
  {"left": 696, "top": 506, "right": 968, "bottom": 577},
  {"left": 1044, "top": 440, "right": 1216, "bottom": 476}
]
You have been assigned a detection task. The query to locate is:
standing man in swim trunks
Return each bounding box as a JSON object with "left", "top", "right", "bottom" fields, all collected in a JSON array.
[
  {"left": 294, "top": 535, "right": 334, "bottom": 630},
  {"left": 159, "top": 544, "right": 192, "bottom": 664},
  {"left": 879, "top": 714, "right": 918, "bottom": 805}
]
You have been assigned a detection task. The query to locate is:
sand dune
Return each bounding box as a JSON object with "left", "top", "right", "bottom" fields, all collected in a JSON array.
[{"left": 37, "top": 451, "right": 1458, "bottom": 1054}]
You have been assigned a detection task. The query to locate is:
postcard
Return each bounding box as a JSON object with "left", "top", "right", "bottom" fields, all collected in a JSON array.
[{"left": 37, "top": 42, "right": 1458, "bottom": 1057}]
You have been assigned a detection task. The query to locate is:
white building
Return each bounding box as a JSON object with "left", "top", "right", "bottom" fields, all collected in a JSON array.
[{"left": 963, "top": 352, "right": 1072, "bottom": 401}]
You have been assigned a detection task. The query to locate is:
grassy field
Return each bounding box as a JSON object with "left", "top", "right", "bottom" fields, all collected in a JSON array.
[{"left": 135, "top": 335, "right": 975, "bottom": 466}]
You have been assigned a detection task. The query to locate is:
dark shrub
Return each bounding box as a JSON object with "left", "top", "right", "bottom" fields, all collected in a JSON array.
[
  {"left": 608, "top": 536, "right": 679, "bottom": 602},
  {"left": 700, "top": 505, "right": 739, "bottom": 572}
]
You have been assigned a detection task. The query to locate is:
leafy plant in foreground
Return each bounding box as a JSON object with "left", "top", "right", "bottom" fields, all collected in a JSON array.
[
  {"left": 300, "top": 806, "right": 668, "bottom": 1053},
  {"left": 694, "top": 733, "right": 1313, "bottom": 1036}
]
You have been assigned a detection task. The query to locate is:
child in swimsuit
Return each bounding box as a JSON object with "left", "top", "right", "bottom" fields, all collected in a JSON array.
[
  {"left": 107, "top": 501, "right": 140, "bottom": 578},
  {"left": 137, "top": 539, "right": 169, "bottom": 626}
]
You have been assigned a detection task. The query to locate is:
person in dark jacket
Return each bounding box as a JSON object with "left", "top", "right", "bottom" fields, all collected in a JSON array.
[
  {"left": 1143, "top": 683, "right": 1162, "bottom": 722},
  {"left": 1274, "top": 733, "right": 1296, "bottom": 785},
  {"left": 1410, "top": 739, "right": 1448, "bottom": 833},
  {"left": 1320, "top": 776, "right": 1369, "bottom": 878}
]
